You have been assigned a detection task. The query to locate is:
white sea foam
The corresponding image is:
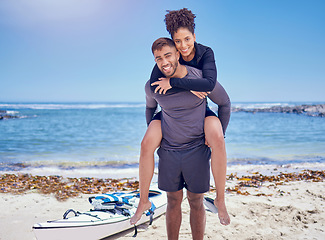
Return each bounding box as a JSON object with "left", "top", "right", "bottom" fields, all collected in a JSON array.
[
  {"left": 3, "top": 102, "right": 322, "bottom": 111},
  {"left": 0, "top": 103, "right": 145, "bottom": 110},
  {"left": 4, "top": 110, "right": 19, "bottom": 114},
  {"left": 3, "top": 162, "right": 324, "bottom": 180}
]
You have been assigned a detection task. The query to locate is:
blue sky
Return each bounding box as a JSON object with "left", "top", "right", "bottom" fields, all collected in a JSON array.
[{"left": 0, "top": 0, "right": 324, "bottom": 103}]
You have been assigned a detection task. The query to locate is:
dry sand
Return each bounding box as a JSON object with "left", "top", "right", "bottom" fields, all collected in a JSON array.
[{"left": 1, "top": 174, "right": 324, "bottom": 240}]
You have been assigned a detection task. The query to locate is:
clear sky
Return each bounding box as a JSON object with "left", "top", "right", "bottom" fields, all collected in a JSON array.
[{"left": 0, "top": 0, "right": 324, "bottom": 103}]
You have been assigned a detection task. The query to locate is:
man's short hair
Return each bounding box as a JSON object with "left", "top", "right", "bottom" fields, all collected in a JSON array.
[{"left": 151, "top": 37, "right": 176, "bottom": 54}]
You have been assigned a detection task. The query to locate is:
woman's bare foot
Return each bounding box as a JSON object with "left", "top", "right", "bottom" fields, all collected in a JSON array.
[
  {"left": 130, "top": 199, "right": 152, "bottom": 225},
  {"left": 214, "top": 198, "right": 230, "bottom": 225}
]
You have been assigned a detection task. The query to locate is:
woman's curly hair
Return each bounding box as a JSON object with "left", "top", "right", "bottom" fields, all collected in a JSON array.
[{"left": 164, "top": 8, "right": 196, "bottom": 38}]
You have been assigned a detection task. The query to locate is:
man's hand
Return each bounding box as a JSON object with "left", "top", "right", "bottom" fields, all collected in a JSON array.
[
  {"left": 151, "top": 78, "right": 172, "bottom": 94},
  {"left": 190, "top": 91, "right": 210, "bottom": 99}
]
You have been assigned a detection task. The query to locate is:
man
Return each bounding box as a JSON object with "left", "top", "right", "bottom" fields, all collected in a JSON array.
[{"left": 138, "top": 37, "right": 211, "bottom": 240}]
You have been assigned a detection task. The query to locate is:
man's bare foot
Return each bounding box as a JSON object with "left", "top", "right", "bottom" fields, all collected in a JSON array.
[
  {"left": 130, "top": 199, "right": 151, "bottom": 225},
  {"left": 214, "top": 198, "right": 230, "bottom": 225}
]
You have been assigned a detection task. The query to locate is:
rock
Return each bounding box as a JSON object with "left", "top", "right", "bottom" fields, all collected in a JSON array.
[
  {"left": 231, "top": 104, "right": 325, "bottom": 117},
  {"left": 0, "top": 110, "right": 19, "bottom": 120},
  {"left": 0, "top": 115, "right": 19, "bottom": 120}
]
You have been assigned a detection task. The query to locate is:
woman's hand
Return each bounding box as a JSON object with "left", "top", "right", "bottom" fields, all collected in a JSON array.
[
  {"left": 151, "top": 78, "right": 172, "bottom": 94},
  {"left": 190, "top": 91, "right": 210, "bottom": 99}
]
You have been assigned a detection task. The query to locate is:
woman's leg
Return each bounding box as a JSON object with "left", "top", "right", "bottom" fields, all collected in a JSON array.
[
  {"left": 204, "top": 116, "right": 230, "bottom": 225},
  {"left": 130, "top": 120, "right": 162, "bottom": 225}
]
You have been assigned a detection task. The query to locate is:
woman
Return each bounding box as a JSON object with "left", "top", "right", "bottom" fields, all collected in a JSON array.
[{"left": 131, "top": 8, "right": 230, "bottom": 226}]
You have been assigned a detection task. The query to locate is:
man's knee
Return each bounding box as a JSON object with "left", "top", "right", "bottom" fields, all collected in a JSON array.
[
  {"left": 167, "top": 191, "right": 183, "bottom": 208},
  {"left": 187, "top": 192, "right": 204, "bottom": 210}
]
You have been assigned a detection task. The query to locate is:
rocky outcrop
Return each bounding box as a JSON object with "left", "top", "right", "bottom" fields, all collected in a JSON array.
[
  {"left": 0, "top": 110, "right": 19, "bottom": 120},
  {"left": 231, "top": 104, "right": 325, "bottom": 117}
]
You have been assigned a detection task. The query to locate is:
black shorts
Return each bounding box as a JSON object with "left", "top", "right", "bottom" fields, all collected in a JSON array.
[
  {"left": 157, "top": 145, "right": 211, "bottom": 194},
  {"left": 152, "top": 105, "right": 217, "bottom": 121},
  {"left": 205, "top": 105, "right": 217, "bottom": 117},
  {"left": 152, "top": 111, "right": 162, "bottom": 121}
]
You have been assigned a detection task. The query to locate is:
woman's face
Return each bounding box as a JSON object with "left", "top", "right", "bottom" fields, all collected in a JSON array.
[{"left": 173, "top": 27, "right": 196, "bottom": 61}]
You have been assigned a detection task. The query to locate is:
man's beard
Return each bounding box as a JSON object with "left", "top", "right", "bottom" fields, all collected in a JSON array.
[{"left": 164, "top": 61, "right": 178, "bottom": 78}]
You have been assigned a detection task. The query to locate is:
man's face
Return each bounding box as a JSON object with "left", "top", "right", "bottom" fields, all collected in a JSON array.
[{"left": 154, "top": 45, "right": 179, "bottom": 78}]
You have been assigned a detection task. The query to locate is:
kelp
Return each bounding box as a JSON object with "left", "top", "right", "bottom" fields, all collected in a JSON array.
[
  {"left": 0, "top": 170, "right": 323, "bottom": 200},
  {"left": 210, "top": 170, "right": 324, "bottom": 196},
  {"left": 0, "top": 174, "right": 139, "bottom": 201}
]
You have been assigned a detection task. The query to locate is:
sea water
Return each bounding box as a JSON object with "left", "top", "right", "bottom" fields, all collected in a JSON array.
[{"left": 0, "top": 102, "right": 324, "bottom": 178}]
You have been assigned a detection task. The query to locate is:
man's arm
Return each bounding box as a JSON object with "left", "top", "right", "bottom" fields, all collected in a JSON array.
[{"left": 145, "top": 80, "right": 158, "bottom": 126}]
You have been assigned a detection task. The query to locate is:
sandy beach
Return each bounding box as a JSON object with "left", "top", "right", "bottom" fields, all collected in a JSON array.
[{"left": 1, "top": 169, "right": 324, "bottom": 240}]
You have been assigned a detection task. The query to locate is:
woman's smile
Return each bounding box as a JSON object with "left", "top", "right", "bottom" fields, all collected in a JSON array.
[{"left": 173, "top": 27, "right": 196, "bottom": 61}]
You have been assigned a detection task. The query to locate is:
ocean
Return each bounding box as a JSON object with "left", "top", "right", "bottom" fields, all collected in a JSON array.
[{"left": 1, "top": 102, "right": 325, "bottom": 178}]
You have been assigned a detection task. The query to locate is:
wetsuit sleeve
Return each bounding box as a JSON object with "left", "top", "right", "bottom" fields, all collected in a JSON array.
[
  {"left": 145, "top": 80, "right": 158, "bottom": 126},
  {"left": 169, "top": 48, "right": 217, "bottom": 92},
  {"left": 208, "top": 82, "right": 231, "bottom": 135}
]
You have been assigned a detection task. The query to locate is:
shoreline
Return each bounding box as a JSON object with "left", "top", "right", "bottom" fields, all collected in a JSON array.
[
  {"left": 1, "top": 169, "right": 324, "bottom": 240},
  {"left": 2, "top": 160, "right": 325, "bottom": 178}
]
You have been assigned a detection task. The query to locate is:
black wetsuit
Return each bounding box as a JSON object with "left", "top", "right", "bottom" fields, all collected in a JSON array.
[{"left": 149, "top": 42, "right": 231, "bottom": 135}]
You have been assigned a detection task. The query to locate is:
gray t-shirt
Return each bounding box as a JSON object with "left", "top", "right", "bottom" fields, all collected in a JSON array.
[{"left": 145, "top": 65, "right": 207, "bottom": 150}]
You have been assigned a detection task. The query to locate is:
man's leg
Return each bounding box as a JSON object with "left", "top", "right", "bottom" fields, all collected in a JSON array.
[
  {"left": 187, "top": 191, "right": 206, "bottom": 240},
  {"left": 130, "top": 120, "right": 162, "bottom": 225},
  {"left": 166, "top": 190, "right": 183, "bottom": 240},
  {"left": 204, "top": 116, "right": 230, "bottom": 225}
]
